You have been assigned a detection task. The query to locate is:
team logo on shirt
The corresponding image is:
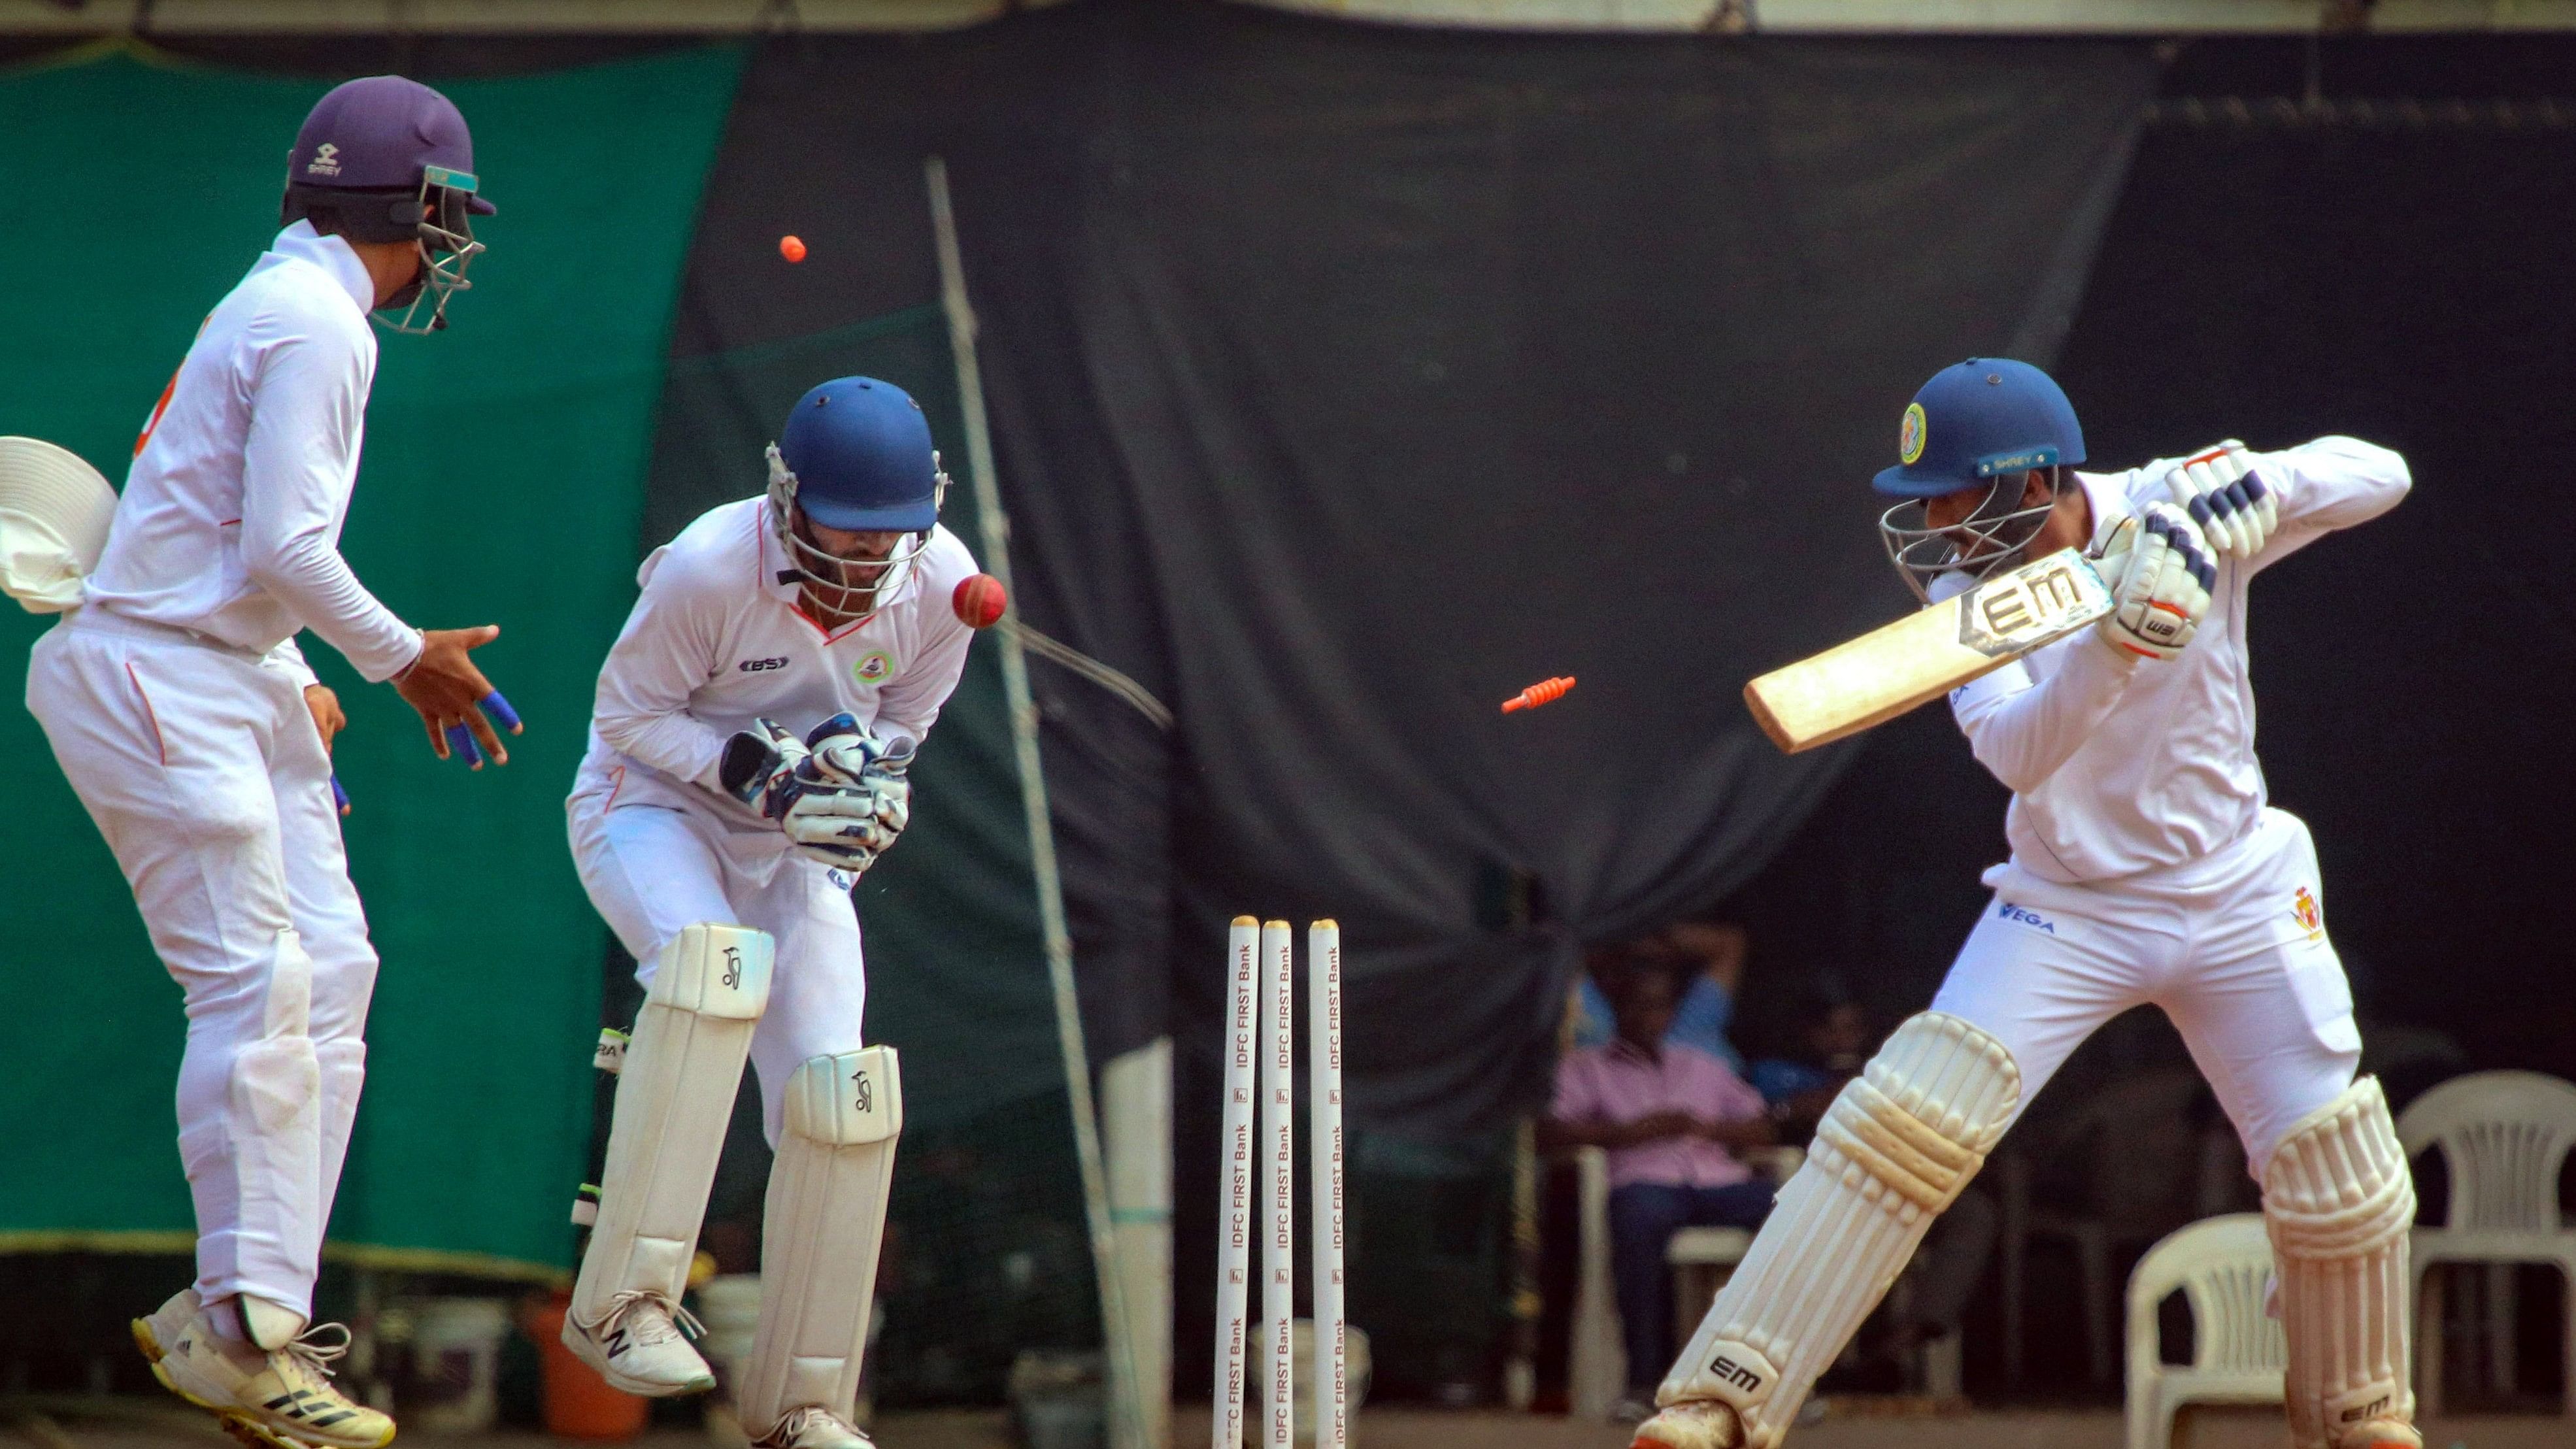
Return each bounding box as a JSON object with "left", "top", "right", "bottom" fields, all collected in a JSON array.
[
  {"left": 1899, "top": 402, "right": 1928, "bottom": 465},
  {"left": 852, "top": 650, "right": 894, "bottom": 683},
  {"left": 2291, "top": 886, "right": 2324, "bottom": 941}
]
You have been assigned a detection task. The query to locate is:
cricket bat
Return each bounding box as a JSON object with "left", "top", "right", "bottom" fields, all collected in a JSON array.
[{"left": 1744, "top": 546, "right": 2116, "bottom": 754}]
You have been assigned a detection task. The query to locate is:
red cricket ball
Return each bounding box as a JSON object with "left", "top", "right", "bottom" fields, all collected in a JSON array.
[{"left": 953, "top": 573, "right": 1008, "bottom": 630}]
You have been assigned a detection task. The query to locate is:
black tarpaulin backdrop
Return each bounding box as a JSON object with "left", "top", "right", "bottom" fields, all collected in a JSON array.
[{"left": 940, "top": 7, "right": 2158, "bottom": 1131}]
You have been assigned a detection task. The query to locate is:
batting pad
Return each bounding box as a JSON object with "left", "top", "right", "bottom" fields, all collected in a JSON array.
[
  {"left": 573, "top": 924, "right": 773, "bottom": 1327},
  {"left": 737, "top": 1046, "right": 903, "bottom": 1435},
  {"left": 2264, "top": 1076, "right": 2417, "bottom": 1449},
  {"left": 1658, "top": 1012, "right": 2020, "bottom": 1448}
]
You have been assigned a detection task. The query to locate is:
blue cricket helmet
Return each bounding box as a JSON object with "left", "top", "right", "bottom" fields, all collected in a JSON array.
[
  {"left": 771, "top": 377, "right": 943, "bottom": 533},
  {"left": 1872, "top": 358, "right": 2085, "bottom": 499}
]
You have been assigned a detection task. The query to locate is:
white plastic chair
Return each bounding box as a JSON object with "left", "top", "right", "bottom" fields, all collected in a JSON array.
[
  {"left": 2124, "top": 1214, "right": 2284, "bottom": 1449},
  {"left": 2396, "top": 1070, "right": 2576, "bottom": 1417}
]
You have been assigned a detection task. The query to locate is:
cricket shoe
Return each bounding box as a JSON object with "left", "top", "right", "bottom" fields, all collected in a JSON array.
[
  {"left": 560, "top": 1289, "right": 716, "bottom": 1395},
  {"left": 2338, "top": 1422, "right": 2422, "bottom": 1449},
  {"left": 750, "top": 1405, "right": 873, "bottom": 1448},
  {"left": 1631, "top": 1399, "right": 1745, "bottom": 1449},
  {"left": 131, "top": 1289, "right": 395, "bottom": 1449}
]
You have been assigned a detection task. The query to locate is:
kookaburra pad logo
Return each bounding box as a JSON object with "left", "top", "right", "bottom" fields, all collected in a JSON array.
[
  {"left": 1698, "top": 1340, "right": 1778, "bottom": 1406},
  {"left": 852, "top": 1067, "right": 873, "bottom": 1113},
  {"left": 1957, "top": 548, "right": 2113, "bottom": 659},
  {"left": 721, "top": 946, "right": 743, "bottom": 990}
]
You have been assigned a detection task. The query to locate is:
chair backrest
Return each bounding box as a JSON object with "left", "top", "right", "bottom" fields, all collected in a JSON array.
[
  {"left": 2395, "top": 1071, "right": 2576, "bottom": 1232},
  {"left": 2126, "top": 1214, "right": 2284, "bottom": 1376}
]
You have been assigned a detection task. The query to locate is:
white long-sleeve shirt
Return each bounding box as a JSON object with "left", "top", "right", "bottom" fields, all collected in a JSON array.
[
  {"left": 82, "top": 222, "right": 422, "bottom": 684},
  {"left": 1945, "top": 436, "right": 2411, "bottom": 883},
  {"left": 573, "top": 497, "right": 979, "bottom": 833}
]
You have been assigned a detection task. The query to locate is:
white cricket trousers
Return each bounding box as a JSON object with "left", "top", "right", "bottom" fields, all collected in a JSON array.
[
  {"left": 1931, "top": 807, "right": 2360, "bottom": 1173},
  {"left": 25, "top": 610, "right": 376, "bottom": 1318},
  {"left": 564, "top": 786, "right": 867, "bottom": 1146}
]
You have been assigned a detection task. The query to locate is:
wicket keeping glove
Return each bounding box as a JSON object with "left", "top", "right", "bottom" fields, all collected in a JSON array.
[
  {"left": 783, "top": 714, "right": 915, "bottom": 869},
  {"left": 2095, "top": 503, "right": 2216, "bottom": 661},
  {"left": 2162, "top": 440, "right": 2279, "bottom": 558}
]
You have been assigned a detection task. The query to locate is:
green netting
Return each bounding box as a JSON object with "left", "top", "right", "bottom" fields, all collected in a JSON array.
[{"left": 0, "top": 42, "right": 746, "bottom": 1274}]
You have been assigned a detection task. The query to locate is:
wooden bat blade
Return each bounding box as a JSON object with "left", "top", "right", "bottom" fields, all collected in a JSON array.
[{"left": 1744, "top": 547, "right": 2115, "bottom": 754}]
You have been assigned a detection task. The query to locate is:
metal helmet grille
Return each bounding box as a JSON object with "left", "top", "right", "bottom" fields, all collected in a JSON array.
[
  {"left": 1877, "top": 470, "right": 2062, "bottom": 604},
  {"left": 378, "top": 169, "right": 485, "bottom": 335},
  {"left": 763, "top": 444, "right": 946, "bottom": 626}
]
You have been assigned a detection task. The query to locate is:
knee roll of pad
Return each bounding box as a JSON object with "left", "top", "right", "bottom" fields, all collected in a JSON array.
[
  {"left": 2264, "top": 1077, "right": 2417, "bottom": 1449},
  {"left": 1660, "top": 1012, "right": 2020, "bottom": 1448}
]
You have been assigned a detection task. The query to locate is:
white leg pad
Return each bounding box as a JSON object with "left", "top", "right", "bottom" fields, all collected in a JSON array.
[
  {"left": 2264, "top": 1076, "right": 2417, "bottom": 1449},
  {"left": 739, "top": 1045, "right": 903, "bottom": 1435},
  {"left": 1654, "top": 1012, "right": 2020, "bottom": 1448},
  {"left": 573, "top": 924, "right": 774, "bottom": 1325}
]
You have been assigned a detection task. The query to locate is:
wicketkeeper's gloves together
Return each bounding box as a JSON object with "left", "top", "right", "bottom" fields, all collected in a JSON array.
[{"left": 719, "top": 713, "right": 914, "bottom": 872}]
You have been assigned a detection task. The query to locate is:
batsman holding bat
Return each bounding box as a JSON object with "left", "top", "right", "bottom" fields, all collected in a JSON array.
[
  {"left": 18, "top": 76, "right": 514, "bottom": 1449},
  {"left": 560, "top": 376, "right": 978, "bottom": 1449},
  {"left": 1637, "top": 359, "right": 2418, "bottom": 1449}
]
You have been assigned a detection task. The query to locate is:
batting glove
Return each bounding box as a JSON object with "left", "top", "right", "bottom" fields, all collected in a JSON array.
[
  {"left": 2162, "top": 440, "right": 2279, "bottom": 558},
  {"left": 2095, "top": 503, "right": 2216, "bottom": 661}
]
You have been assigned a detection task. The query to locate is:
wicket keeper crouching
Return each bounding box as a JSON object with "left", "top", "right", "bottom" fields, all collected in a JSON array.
[
  {"left": 1637, "top": 360, "right": 2415, "bottom": 1449},
  {"left": 562, "top": 377, "right": 978, "bottom": 1449}
]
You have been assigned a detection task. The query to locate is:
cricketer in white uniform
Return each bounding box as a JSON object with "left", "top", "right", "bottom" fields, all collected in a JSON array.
[
  {"left": 20, "top": 77, "right": 516, "bottom": 1449},
  {"left": 562, "top": 376, "right": 977, "bottom": 1449},
  {"left": 1638, "top": 359, "right": 2418, "bottom": 1449}
]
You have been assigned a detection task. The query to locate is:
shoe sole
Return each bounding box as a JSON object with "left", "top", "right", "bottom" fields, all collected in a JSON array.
[
  {"left": 557, "top": 1316, "right": 716, "bottom": 1397},
  {"left": 132, "top": 1315, "right": 397, "bottom": 1449}
]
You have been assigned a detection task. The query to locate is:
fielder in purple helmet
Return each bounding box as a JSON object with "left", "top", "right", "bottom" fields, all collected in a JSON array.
[
  {"left": 1633, "top": 362, "right": 2424, "bottom": 1449},
  {"left": 31, "top": 76, "right": 518, "bottom": 1449}
]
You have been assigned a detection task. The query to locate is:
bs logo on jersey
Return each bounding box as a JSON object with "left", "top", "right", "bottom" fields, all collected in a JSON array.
[{"left": 852, "top": 650, "right": 894, "bottom": 684}]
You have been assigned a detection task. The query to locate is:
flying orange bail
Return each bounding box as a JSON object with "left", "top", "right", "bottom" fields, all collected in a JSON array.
[{"left": 1501, "top": 676, "right": 1576, "bottom": 713}]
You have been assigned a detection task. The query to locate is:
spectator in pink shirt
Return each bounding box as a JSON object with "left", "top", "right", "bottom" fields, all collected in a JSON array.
[{"left": 1541, "top": 965, "right": 1777, "bottom": 1414}]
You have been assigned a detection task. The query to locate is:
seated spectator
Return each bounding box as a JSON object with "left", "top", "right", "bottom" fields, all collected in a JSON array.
[
  {"left": 1543, "top": 967, "right": 1776, "bottom": 1419},
  {"left": 1747, "top": 988, "right": 1871, "bottom": 1134},
  {"left": 1573, "top": 920, "right": 1750, "bottom": 1072}
]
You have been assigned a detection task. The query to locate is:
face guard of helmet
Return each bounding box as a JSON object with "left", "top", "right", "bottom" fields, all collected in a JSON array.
[
  {"left": 278, "top": 75, "right": 495, "bottom": 335},
  {"left": 763, "top": 377, "right": 948, "bottom": 628},
  {"left": 1878, "top": 467, "right": 2064, "bottom": 603},
  {"left": 1869, "top": 358, "right": 2087, "bottom": 604}
]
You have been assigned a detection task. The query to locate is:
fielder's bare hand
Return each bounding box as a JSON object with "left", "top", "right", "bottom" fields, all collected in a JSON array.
[
  {"left": 394, "top": 625, "right": 520, "bottom": 768},
  {"left": 302, "top": 684, "right": 346, "bottom": 751}
]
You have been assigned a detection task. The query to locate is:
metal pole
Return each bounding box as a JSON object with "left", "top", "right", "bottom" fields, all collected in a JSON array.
[{"left": 926, "top": 154, "right": 1147, "bottom": 1449}]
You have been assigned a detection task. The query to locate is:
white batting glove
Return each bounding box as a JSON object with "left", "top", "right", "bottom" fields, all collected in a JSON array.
[
  {"left": 2095, "top": 503, "right": 2216, "bottom": 661},
  {"left": 2162, "top": 440, "right": 2279, "bottom": 558}
]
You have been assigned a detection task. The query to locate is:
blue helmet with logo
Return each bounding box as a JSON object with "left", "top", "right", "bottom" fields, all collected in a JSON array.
[
  {"left": 765, "top": 377, "right": 949, "bottom": 624},
  {"left": 1874, "top": 359, "right": 2087, "bottom": 601},
  {"left": 280, "top": 75, "right": 492, "bottom": 333},
  {"left": 1873, "top": 358, "right": 2084, "bottom": 497}
]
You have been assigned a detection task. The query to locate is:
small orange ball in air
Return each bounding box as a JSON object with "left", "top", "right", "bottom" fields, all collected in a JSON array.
[
  {"left": 953, "top": 573, "right": 1008, "bottom": 630},
  {"left": 779, "top": 235, "right": 807, "bottom": 263}
]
